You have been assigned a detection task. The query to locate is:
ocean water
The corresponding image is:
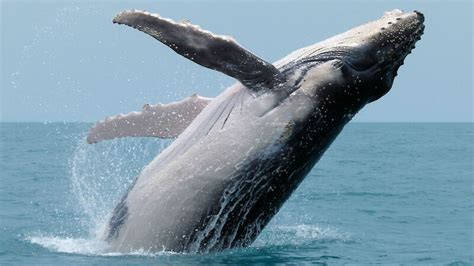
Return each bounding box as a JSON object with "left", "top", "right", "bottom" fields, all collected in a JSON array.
[{"left": 0, "top": 122, "right": 472, "bottom": 265}]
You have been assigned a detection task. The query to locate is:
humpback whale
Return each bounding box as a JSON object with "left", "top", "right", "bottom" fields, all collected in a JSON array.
[{"left": 88, "top": 9, "right": 424, "bottom": 253}]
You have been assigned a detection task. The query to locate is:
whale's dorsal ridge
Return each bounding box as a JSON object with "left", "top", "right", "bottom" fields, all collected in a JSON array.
[{"left": 113, "top": 10, "right": 282, "bottom": 91}]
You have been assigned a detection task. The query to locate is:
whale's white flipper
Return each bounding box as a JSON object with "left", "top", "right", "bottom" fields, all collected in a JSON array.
[
  {"left": 113, "top": 10, "right": 282, "bottom": 91},
  {"left": 87, "top": 94, "right": 212, "bottom": 144}
]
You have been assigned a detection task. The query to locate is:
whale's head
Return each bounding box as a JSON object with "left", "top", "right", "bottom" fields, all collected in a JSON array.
[
  {"left": 287, "top": 10, "right": 425, "bottom": 104},
  {"left": 338, "top": 10, "right": 425, "bottom": 102},
  {"left": 332, "top": 10, "right": 424, "bottom": 102}
]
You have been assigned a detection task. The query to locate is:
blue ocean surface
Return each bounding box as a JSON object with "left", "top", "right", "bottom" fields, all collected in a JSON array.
[{"left": 0, "top": 122, "right": 472, "bottom": 265}]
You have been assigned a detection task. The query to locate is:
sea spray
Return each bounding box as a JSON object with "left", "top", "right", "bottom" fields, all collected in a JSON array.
[{"left": 68, "top": 133, "right": 170, "bottom": 240}]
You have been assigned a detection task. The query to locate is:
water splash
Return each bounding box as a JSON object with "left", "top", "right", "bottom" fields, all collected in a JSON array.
[
  {"left": 27, "top": 235, "right": 109, "bottom": 255},
  {"left": 27, "top": 132, "right": 171, "bottom": 255},
  {"left": 69, "top": 135, "right": 171, "bottom": 238},
  {"left": 26, "top": 234, "right": 178, "bottom": 257}
]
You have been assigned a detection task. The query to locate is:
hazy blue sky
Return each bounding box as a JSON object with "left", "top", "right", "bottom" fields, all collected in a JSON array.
[{"left": 1, "top": 0, "right": 472, "bottom": 122}]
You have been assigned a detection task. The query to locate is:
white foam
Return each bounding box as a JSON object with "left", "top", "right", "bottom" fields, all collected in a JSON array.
[
  {"left": 27, "top": 235, "right": 109, "bottom": 255},
  {"left": 26, "top": 235, "right": 178, "bottom": 257},
  {"left": 25, "top": 224, "right": 349, "bottom": 256}
]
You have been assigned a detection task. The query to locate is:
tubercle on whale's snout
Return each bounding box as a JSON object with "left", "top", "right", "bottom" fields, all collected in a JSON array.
[
  {"left": 374, "top": 10, "right": 425, "bottom": 69},
  {"left": 414, "top": 10, "right": 425, "bottom": 22}
]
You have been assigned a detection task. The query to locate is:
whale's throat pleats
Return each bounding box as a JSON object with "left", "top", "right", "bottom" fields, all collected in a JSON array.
[{"left": 113, "top": 10, "right": 283, "bottom": 91}]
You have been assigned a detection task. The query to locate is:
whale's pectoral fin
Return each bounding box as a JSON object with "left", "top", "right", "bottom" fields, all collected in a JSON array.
[
  {"left": 113, "top": 10, "right": 282, "bottom": 91},
  {"left": 87, "top": 94, "right": 212, "bottom": 144}
]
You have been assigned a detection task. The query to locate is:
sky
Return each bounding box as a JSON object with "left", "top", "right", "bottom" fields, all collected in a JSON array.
[{"left": 0, "top": 0, "right": 472, "bottom": 122}]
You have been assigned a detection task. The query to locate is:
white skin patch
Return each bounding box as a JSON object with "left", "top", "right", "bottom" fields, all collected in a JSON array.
[
  {"left": 287, "top": 69, "right": 303, "bottom": 87},
  {"left": 299, "top": 60, "right": 343, "bottom": 97}
]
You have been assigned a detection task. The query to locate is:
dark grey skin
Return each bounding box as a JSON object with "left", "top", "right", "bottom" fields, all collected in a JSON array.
[{"left": 97, "top": 9, "right": 424, "bottom": 253}]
